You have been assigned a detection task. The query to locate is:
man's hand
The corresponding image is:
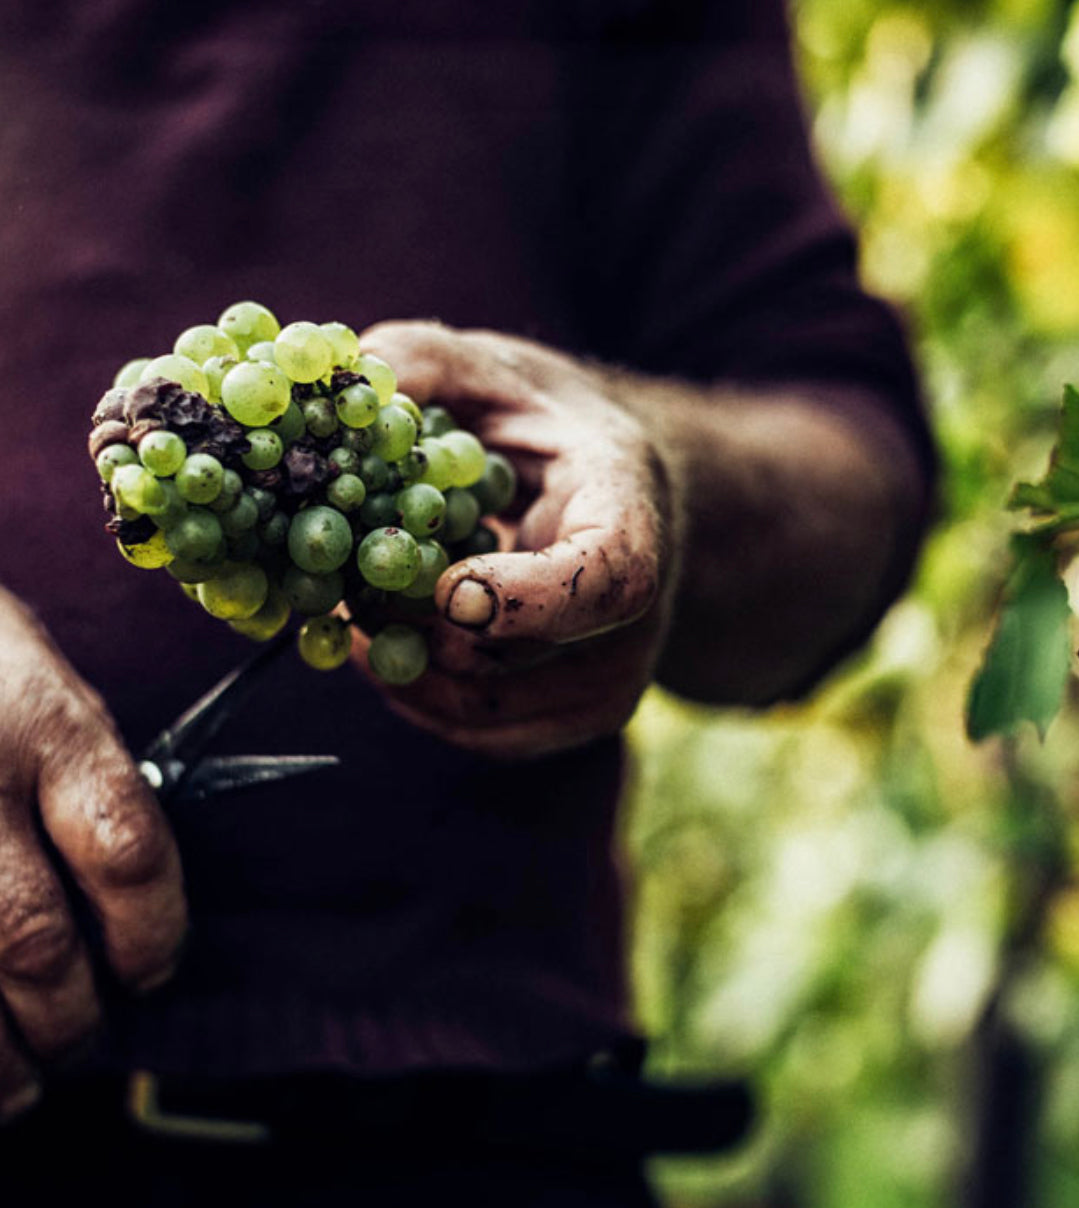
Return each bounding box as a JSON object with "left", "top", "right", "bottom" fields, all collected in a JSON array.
[
  {"left": 0, "top": 590, "right": 187, "bottom": 1118},
  {"left": 353, "top": 321, "right": 927, "bottom": 745},
  {"left": 351, "top": 321, "right": 681, "bottom": 760}
]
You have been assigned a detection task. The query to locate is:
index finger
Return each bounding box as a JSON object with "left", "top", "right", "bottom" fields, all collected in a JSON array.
[{"left": 35, "top": 700, "right": 186, "bottom": 991}]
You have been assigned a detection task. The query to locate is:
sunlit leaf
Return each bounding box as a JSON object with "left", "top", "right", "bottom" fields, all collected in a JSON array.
[
  {"left": 1011, "top": 386, "right": 1079, "bottom": 515},
  {"left": 966, "top": 538, "right": 1072, "bottom": 741}
]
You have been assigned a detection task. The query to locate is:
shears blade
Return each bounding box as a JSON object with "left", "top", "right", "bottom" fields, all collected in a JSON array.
[
  {"left": 138, "top": 631, "right": 341, "bottom": 805},
  {"left": 165, "top": 754, "right": 341, "bottom": 805}
]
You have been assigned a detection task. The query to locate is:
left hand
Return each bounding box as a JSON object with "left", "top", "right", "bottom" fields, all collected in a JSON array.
[{"left": 350, "top": 321, "right": 681, "bottom": 760}]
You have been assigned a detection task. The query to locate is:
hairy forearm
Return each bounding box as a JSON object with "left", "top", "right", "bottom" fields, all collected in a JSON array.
[{"left": 608, "top": 371, "right": 928, "bottom": 706}]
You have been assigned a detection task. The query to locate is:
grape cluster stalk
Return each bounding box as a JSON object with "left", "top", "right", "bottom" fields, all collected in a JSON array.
[{"left": 88, "top": 302, "right": 516, "bottom": 682}]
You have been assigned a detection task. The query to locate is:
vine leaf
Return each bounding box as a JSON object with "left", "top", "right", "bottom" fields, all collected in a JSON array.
[
  {"left": 967, "top": 538, "right": 1072, "bottom": 742},
  {"left": 1010, "top": 384, "right": 1079, "bottom": 517}
]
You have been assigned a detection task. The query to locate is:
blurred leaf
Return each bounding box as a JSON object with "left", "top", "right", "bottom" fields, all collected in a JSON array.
[
  {"left": 1015, "top": 384, "right": 1079, "bottom": 506},
  {"left": 966, "top": 538, "right": 1071, "bottom": 740}
]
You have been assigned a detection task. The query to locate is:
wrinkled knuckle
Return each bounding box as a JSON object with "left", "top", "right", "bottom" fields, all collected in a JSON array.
[
  {"left": 0, "top": 916, "right": 76, "bottom": 985},
  {"left": 32, "top": 690, "right": 109, "bottom": 770},
  {"left": 90, "top": 809, "right": 170, "bottom": 888}
]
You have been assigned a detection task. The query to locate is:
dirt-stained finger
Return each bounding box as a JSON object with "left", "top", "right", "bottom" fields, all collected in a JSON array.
[
  {"left": 436, "top": 524, "right": 660, "bottom": 645},
  {"left": 35, "top": 707, "right": 186, "bottom": 993},
  {"left": 358, "top": 320, "right": 473, "bottom": 407},
  {"left": 0, "top": 808, "right": 101, "bottom": 1059}
]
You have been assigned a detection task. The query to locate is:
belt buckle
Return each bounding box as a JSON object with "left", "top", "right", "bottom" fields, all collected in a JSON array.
[{"left": 126, "top": 1070, "right": 272, "bottom": 1145}]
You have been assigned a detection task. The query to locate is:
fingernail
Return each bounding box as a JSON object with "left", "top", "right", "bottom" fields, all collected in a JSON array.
[
  {"left": 1, "top": 1082, "right": 42, "bottom": 1124},
  {"left": 447, "top": 579, "right": 497, "bottom": 628}
]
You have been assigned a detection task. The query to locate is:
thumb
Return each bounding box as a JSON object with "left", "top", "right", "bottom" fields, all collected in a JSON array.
[{"left": 436, "top": 524, "right": 660, "bottom": 644}]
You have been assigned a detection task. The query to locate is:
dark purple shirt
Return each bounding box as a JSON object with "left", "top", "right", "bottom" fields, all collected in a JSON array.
[{"left": 0, "top": 0, "right": 933, "bottom": 1075}]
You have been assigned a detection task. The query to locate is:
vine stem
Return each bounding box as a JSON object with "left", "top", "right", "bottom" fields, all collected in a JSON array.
[{"left": 960, "top": 736, "right": 1070, "bottom": 1208}]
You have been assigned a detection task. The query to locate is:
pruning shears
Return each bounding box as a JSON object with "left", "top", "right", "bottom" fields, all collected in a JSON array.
[{"left": 137, "top": 630, "right": 339, "bottom": 806}]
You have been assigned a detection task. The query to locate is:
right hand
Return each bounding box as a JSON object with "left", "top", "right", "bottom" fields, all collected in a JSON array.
[{"left": 0, "top": 589, "right": 187, "bottom": 1119}]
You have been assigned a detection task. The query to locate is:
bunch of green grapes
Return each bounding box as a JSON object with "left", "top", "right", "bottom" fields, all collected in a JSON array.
[{"left": 88, "top": 301, "right": 515, "bottom": 682}]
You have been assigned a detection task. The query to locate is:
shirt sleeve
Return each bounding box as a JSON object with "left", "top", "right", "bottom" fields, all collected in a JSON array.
[{"left": 566, "top": 0, "right": 936, "bottom": 489}]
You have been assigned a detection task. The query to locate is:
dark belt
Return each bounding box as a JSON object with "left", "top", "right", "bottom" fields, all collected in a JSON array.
[{"left": 7, "top": 1059, "right": 754, "bottom": 1161}]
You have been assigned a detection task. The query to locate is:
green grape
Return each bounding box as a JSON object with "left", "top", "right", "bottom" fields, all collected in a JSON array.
[
  {"left": 297, "top": 614, "right": 352, "bottom": 671},
  {"left": 274, "top": 321, "right": 334, "bottom": 383},
  {"left": 112, "top": 463, "right": 169, "bottom": 515},
  {"left": 320, "top": 321, "right": 360, "bottom": 368},
  {"left": 246, "top": 340, "right": 278, "bottom": 364},
  {"left": 269, "top": 399, "right": 306, "bottom": 446},
  {"left": 206, "top": 471, "right": 241, "bottom": 519},
  {"left": 358, "top": 454, "right": 389, "bottom": 492},
  {"left": 149, "top": 479, "right": 189, "bottom": 531},
  {"left": 287, "top": 505, "right": 352, "bottom": 573},
  {"left": 282, "top": 565, "right": 345, "bottom": 615},
  {"left": 219, "top": 492, "right": 260, "bottom": 536},
  {"left": 395, "top": 483, "right": 446, "bottom": 538},
  {"left": 457, "top": 524, "right": 499, "bottom": 558},
  {"left": 208, "top": 468, "right": 244, "bottom": 513},
  {"left": 179, "top": 581, "right": 200, "bottom": 601},
  {"left": 358, "top": 491, "right": 399, "bottom": 530},
  {"left": 229, "top": 584, "right": 291, "bottom": 642},
  {"left": 389, "top": 392, "right": 423, "bottom": 429},
  {"left": 370, "top": 405, "right": 417, "bottom": 463},
  {"left": 420, "top": 405, "right": 456, "bottom": 437},
  {"left": 416, "top": 437, "right": 457, "bottom": 491},
  {"left": 328, "top": 446, "right": 360, "bottom": 475},
  {"left": 470, "top": 451, "right": 517, "bottom": 515},
  {"left": 335, "top": 382, "right": 379, "bottom": 429},
  {"left": 246, "top": 486, "right": 277, "bottom": 523},
  {"left": 326, "top": 472, "right": 366, "bottom": 512},
  {"left": 96, "top": 443, "right": 138, "bottom": 483},
  {"left": 396, "top": 446, "right": 428, "bottom": 486},
  {"left": 165, "top": 546, "right": 227, "bottom": 583},
  {"left": 221, "top": 360, "right": 292, "bottom": 426},
  {"left": 259, "top": 510, "right": 290, "bottom": 547},
  {"left": 140, "top": 354, "right": 209, "bottom": 398},
  {"left": 440, "top": 430, "right": 486, "bottom": 487},
  {"left": 113, "top": 357, "right": 152, "bottom": 388},
  {"left": 340, "top": 426, "right": 375, "bottom": 455},
  {"left": 356, "top": 352, "right": 397, "bottom": 406},
  {"left": 356, "top": 526, "right": 420, "bottom": 590},
  {"left": 218, "top": 301, "right": 280, "bottom": 354},
  {"left": 197, "top": 561, "right": 269, "bottom": 620},
  {"left": 138, "top": 430, "right": 187, "bottom": 477},
  {"left": 175, "top": 453, "right": 225, "bottom": 504},
  {"left": 241, "top": 428, "right": 284, "bottom": 471},
  {"left": 442, "top": 487, "right": 481, "bottom": 544},
  {"left": 174, "top": 324, "right": 238, "bottom": 364},
  {"left": 368, "top": 623, "right": 428, "bottom": 685},
  {"left": 401, "top": 540, "right": 449, "bottom": 599},
  {"left": 302, "top": 397, "right": 339, "bottom": 438},
  {"left": 227, "top": 529, "right": 260, "bottom": 562},
  {"left": 203, "top": 354, "right": 238, "bottom": 402},
  {"left": 165, "top": 509, "right": 224, "bottom": 561},
  {"left": 117, "top": 528, "right": 173, "bottom": 569}
]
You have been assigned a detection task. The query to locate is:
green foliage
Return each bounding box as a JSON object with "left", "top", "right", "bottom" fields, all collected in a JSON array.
[
  {"left": 626, "top": 3, "right": 1079, "bottom": 1205},
  {"left": 966, "top": 537, "right": 1071, "bottom": 739},
  {"left": 1013, "top": 384, "right": 1079, "bottom": 510}
]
